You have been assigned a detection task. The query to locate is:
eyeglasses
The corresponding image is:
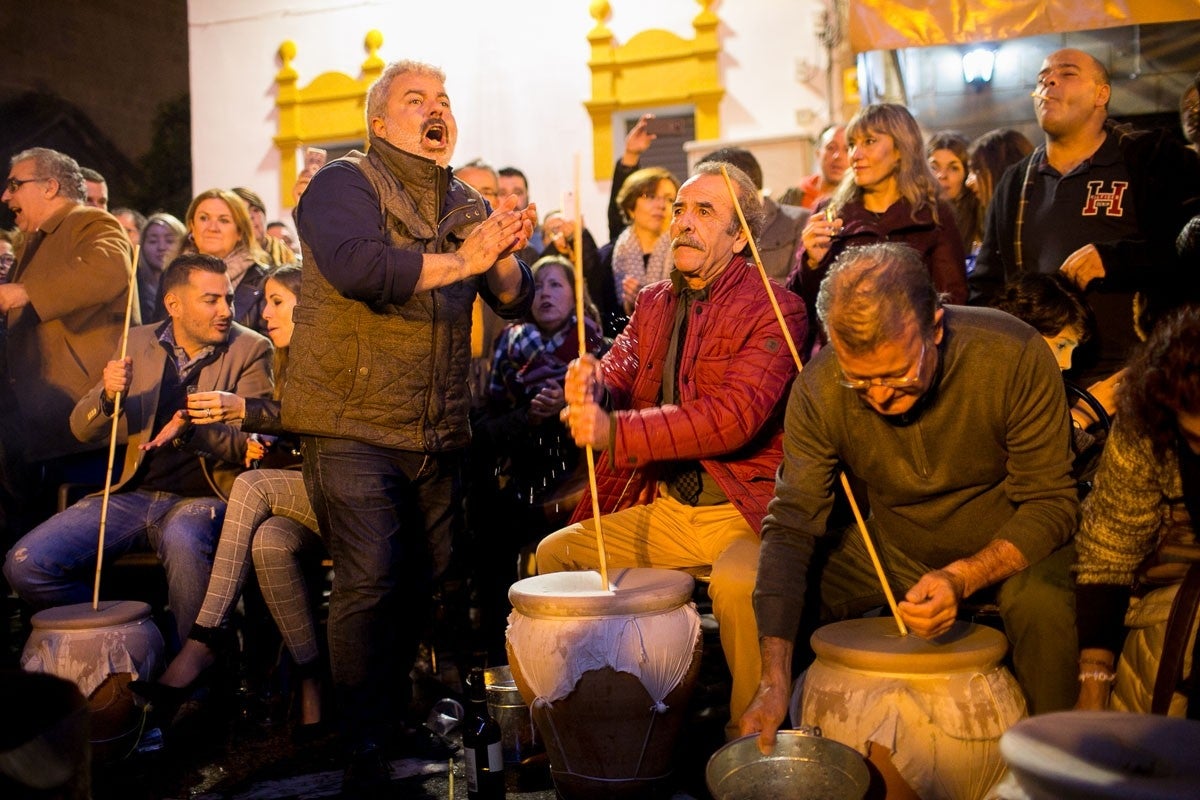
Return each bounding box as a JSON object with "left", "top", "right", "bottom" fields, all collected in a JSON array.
[
  {"left": 839, "top": 340, "right": 929, "bottom": 392},
  {"left": 4, "top": 177, "right": 46, "bottom": 194}
]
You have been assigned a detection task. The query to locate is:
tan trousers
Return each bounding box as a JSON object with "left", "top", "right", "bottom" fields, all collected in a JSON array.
[{"left": 536, "top": 489, "right": 762, "bottom": 736}]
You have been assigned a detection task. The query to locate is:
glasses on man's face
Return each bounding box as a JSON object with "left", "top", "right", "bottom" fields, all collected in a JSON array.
[
  {"left": 839, "top": 340, "right": 929, "bottom": 393},
  {"left": 4, "top": 177, "right": 46, "bottom": 194}
]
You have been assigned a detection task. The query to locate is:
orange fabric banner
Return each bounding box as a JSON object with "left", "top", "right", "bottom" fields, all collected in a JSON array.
[{"left": 849, "top": 0, "right": 1200, "bottom": 52}]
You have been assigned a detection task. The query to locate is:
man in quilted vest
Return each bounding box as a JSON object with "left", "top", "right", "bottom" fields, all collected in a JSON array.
[
  {"left": 537, "top": 162, "right": 807, "bottom": 739},
  {"left": 281, "top": 60, "right": 535, "bottom": 795}
]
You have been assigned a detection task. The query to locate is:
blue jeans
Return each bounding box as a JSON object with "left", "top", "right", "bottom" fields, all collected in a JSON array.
[
  {"left": 302, "top": 436, "right": 459, "bottom": 748},
  {"left": 4, "top": 490, "right": 225, "bottom": 647}
]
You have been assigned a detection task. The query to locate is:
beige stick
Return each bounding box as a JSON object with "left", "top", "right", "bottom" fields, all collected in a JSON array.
[
  {"left": 718, "top": 166, "right": 907, "bottom": 636},
  {"left": 93, "top": 244, "right": 140, "bottom": 610},
  {"left": 572, "top": 155, "right": 610, "bottom": 591}
]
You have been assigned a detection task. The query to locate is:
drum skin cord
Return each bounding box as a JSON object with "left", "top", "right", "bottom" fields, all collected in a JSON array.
[{"left": 535, "top": 698, "right": 671, "bottom": 784}]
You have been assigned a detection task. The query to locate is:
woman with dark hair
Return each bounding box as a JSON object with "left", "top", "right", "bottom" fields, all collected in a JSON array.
[
  {"left": 966, "top": 128, "right": 1035, "bottom": 234},
  {"left": 793, "top": 103, "right": 967, "bottom": 355},
  {"left": 928, "top": 130, "right": 980, "bottom": 258},
  {"left": 133, "top": 264, "right": 329, "bottom": 737},
  {"left": 1074, "top": 305, "right": 1200, "bottom": 714}
]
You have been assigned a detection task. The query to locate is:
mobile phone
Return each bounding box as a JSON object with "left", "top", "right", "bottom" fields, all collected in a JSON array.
[
  {"left": 644, "top": 117, "right": 686, "bottom": 137},
  {"left": 304, "top": 147, "right": 327, "bottom": 172}
]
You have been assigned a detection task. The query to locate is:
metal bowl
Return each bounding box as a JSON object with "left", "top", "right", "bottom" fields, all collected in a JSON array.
[{"left": 707, "top": 729, "right": 870, "bottom": 800}]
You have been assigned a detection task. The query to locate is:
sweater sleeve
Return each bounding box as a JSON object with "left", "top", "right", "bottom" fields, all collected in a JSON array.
[
  {"left": 608, "top": 159, "right": 637, "bottom": 243},
  {"left": 1076, "top": 419, "right": 1170, "bottom": 587},
  {"left": 296, "top": 160, "right": 424, "bottom": 306},
  {"left": 754, "top": 367, "right": 841, "bottom": 641},
  {"left": 989, "top": 334, "right": 1079, "bottom": 564}
]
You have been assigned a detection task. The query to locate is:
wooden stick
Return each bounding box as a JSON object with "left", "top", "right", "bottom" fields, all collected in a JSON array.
[
  {"left": 93, "top": 244, "right": 140, "bottom": 610},
  {"left": 571, "top": 154, "right": 610, "bottom": 591},
  {"left": 717, "top": 166, "right": 907, "bottom": 636}
]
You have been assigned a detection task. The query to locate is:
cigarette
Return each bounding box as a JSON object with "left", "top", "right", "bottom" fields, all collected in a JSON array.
[{"left": 1030, "top": 90, "right": 1050, "bottom": 99}]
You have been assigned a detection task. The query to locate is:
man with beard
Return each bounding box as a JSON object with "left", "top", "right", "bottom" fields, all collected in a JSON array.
[
  {"left": 4, "top": 253, "right": 272, "bottom": 648},
  {"left": 536, "top": 162, "right": 807, "bottom": 739},
  {"left": 969, "top": 48, "right": 1200, "bottom": 383},
  {"left": 281, "top": 59, "right": 535, "bottom": 795}
]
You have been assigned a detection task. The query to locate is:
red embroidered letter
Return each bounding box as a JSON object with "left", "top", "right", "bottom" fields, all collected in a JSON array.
[{"left": 1082, "top": 181, "right": 1129, "bottom": 216}]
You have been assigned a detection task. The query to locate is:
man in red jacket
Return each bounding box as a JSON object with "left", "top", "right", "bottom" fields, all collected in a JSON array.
[{"left": 537, "top": 162, "right": 807, "bottom": 737}]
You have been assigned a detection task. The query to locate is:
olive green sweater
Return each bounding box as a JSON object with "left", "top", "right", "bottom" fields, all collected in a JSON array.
[{"left": 755, "top": 306, "right": 1078, "bottom": 641}]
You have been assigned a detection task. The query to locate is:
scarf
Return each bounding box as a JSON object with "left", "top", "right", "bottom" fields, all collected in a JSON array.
[
  {"left": 223, "top": 244, "right": 256, "bottom": 288},
  {"left": 611, "top": 226, "right": 672, "bottom": 306},
  {"left": 488, "top": 314, "right": 605, "bottom": 407}
]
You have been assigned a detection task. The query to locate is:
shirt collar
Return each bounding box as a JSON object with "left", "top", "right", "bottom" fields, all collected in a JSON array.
[{"left": 156, "top": 319, "right": 221, "bottom": 380}]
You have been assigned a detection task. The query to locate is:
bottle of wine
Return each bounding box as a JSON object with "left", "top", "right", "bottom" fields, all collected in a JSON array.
[{"left": 463, "top": 667, "right": 505, "bottom": 799}]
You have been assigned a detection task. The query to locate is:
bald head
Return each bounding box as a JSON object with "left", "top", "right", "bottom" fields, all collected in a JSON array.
[{"left": 1034, "top": 48, "right": 1111, "bottom": 138}]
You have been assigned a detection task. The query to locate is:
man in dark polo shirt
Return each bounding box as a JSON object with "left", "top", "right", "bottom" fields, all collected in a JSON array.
[{"left": 969, "top": 48, "right": 1200, "bottom": 383}]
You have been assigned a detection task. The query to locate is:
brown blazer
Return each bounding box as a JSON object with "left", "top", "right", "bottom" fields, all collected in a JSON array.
[{"left": 7, "top": 203, "right": 135, "bottom": 460}]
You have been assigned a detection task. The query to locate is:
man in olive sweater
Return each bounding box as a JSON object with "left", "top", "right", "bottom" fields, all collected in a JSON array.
[{"left": 742, "top": 243, "right": 1079, "bottom": 749}]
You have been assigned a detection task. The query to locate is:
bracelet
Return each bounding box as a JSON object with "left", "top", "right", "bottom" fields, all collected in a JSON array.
[{"left": 1079, "top": 669, "right": 1116, "bottom": 683}]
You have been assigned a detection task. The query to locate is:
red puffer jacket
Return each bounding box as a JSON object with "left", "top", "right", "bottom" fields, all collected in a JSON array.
[{"left": 569, "top": 255, "right": 807, "bottom": 532}]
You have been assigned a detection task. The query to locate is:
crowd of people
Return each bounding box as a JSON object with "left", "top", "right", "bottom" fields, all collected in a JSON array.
[{"left": 2, "top": 48, "right": 1199, "bottom": 798}]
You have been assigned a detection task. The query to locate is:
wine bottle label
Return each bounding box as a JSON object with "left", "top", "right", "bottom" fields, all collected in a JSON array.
[{"left": 486, "top": 740, "right": 503, "bottom": 772}]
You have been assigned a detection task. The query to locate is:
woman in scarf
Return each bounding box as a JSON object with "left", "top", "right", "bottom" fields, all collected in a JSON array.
[{"left": 599, "top": 166, "right": 678, "bottom": 330}]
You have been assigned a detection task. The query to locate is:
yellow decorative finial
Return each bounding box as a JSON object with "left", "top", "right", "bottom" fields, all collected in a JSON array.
[
  {"left": 276, "top": 40, "right": 298, "bottom": 81},
  {"left": 363, "top": 29, "right": 384, "bottom": 71},
  {"left": 694, "top": 0, "right": 717, "bottom": 25},
  {"left": 589, "top": 1, "right": 611, "bottom": 27}
]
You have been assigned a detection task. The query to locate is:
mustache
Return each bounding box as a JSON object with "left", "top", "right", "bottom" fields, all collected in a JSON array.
[{"left": 672, "top": 234, "right": 702, "bottom": 250}]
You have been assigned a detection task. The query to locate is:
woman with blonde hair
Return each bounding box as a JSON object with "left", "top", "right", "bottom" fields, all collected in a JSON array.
[
  {"left": 137, "top": 212, "right": 186, "bottom": 324},
  {"left": 792, "top": 103, "right": 967, "bottom": 354},
  {"left": 172, "top": 188, "right": 271, "bottom": 333}
]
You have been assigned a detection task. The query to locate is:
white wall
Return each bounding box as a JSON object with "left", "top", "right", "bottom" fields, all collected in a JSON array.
[{"left": 187, "top": 0, "right": 829, "bottom": 237}]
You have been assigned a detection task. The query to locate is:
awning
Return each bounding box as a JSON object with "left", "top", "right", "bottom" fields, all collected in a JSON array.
[{"left": 849, "top": 0, "right": 1200, "bottom": 53}]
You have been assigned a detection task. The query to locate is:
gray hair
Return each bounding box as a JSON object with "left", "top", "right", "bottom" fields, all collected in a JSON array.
[
  {"left": 690, "top": 161, "right": 765, "bottom": 244},
  {"left": 365, "top": 59, "right": 446, "bottom": 127},
  {"left": 11, "top": 147, "right": 86, "bottom": 203},
  {"left": 816, "top": 242, "right": 942, "bottom": 354}
]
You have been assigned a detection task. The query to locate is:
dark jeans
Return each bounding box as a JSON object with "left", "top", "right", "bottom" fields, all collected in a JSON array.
[
  {"left": 806, "top": 520, "right": 1078, "bottom": 715},
  {"left": 302, "top": 436, "right": 460, "bottom": 748}
]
